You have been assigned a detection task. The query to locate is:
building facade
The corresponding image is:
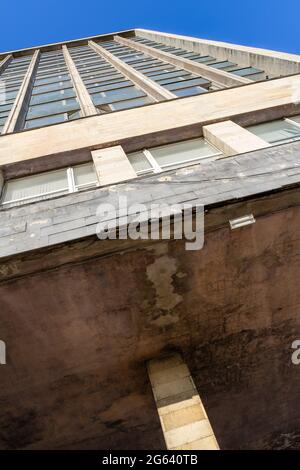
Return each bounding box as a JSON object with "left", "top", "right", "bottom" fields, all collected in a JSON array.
[{"left": 1, "top": 29, "right": 300, "bottom": 450}]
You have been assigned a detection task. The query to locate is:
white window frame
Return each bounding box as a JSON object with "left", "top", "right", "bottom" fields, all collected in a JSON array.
[
  {"left": 134, "top": 140, "right": 222, "bottom": 176},
  {"left": 1, "top": 163, "right": 99, "bottom": 207},
  {"left": 248, "top": 117, "right": 300, "bottom": 146}
]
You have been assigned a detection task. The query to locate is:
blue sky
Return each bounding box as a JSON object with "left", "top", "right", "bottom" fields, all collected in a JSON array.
[{"left": 1, "top": 0, "right": 299, "bottom": 54}]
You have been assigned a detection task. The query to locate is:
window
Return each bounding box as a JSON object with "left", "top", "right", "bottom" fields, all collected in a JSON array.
[
  {"left": 133, "top": 36, "right": 265, "bottom": 83},
  {"left": 1, "top": 163, "right": 98, "bottom": 208},
  {"left": 0, "top": 54, "right": 32, "bottom": 134},
  {"left": 100, "top": 39, "right": 211, "bottom": 98},
  {"left": 247, "top": 118, "right": 300, "bottom": 144},
  {"left": 289, "top": 115, "right": 300, "bottom": 126},
  {"left": 69, "top": 45, "right": 154, "bottom": 113},
  {"left": 24, "top": 50, "right": 82, "bottom": 130},
  {"left": 127, "top": 138, "right": 222, "bottom": 175}
]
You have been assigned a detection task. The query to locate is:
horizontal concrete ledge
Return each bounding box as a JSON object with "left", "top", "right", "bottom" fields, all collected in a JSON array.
[
  {"left": 0, "top": 187, "right": 299, "bottom": 283},
  {"left": 0, "top": 74, "right": 300, "bottom": 175}
]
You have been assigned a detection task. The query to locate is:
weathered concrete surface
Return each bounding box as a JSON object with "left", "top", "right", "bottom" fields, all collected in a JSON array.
[
  {"left": 1, "top": 142, "right": 300, "bottom": 449},
  {"left": 1, "top": 139, "right": 300, "bottom": 262},
  {"left": 0, "top": 198, "right": 300, "bottom": 449}
]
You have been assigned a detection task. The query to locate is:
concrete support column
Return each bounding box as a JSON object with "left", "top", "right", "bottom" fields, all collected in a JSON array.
[
  {"left": 91, "top": 145, "right": 137, "bottom": 186},
  {"left": 0, "top": 169, "right": 4, "bottom": 200},
  {"left": 0, "top": 55, "right": 13, "bottom": 74},
  {"left": 203, "top": 120, "right": 271, "bottom": 156},
  {"left": 2, "top": 50, "right": 40, "bottom": 134},
  {"left": 147, "top": 353, "right": 219, "bottom": 450},
  {"left": 88, "top": 40, "right": 175, "bottom": 102},
  {"left": 115, "top": 35, "right": 251, "bottom": 89},
  {"left": 62, "top": 45, "right": 97, "bottom": 117}
]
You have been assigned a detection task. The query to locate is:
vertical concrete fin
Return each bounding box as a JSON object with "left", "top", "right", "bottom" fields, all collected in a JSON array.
[
  {"left": 0, "top": 55, "right": 13, "bottom": 75},
  {"left": 147, "top": 353, "right": 220, "bottom": 450},
  {"left": 0, "top": 169, "right": 4, "bottom": 201},
  {"left": 62, "top": 45, "right": 97, "bottom": 117},
  {"left": 88, "top": 40, "right": 175, "bottom": 102},
  {"left": 2, "top": 50, "right": 40, "bottom": 134}
]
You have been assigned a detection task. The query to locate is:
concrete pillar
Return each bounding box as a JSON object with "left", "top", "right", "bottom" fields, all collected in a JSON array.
[
  {"left": 62, "top": 45, "right": 97, "bottom": 117},
  {"left": 91, "top": 145, "right": 137, "bottom": 186},
  {"left": 88, "top": 41, "right": 175, "bottom": 102},
  {"left": 2, "top": 50, "right": 40, "bottom": 133},
  {"left": 147, "top": 353, "right": 219, "bottom": 450},
  {"left": 0, "top": 170, "right": 4, "bottom": 200},
  {"left": 0, "top": 55, "right": 13, "bottom": 74},
  {"left": 203, "top": 120, "right": 271, "bottom": 156}
]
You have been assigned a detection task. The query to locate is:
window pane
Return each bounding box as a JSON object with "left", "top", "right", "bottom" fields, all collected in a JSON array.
[
  {"left": 247, "top": 120, "right": 300, "bottom": 143},
  {"left": 34, "top": 74, "right": 70, "bottom": 86},
  {"left": 173, "top": 86, "right": 207, "bottom": 97},
  {"left": 150, "top": 138, "right": 221, "bottom": 168},
  {"left": 164, "top": 78, "right": 210, "bottom": 91},
  {"left": 27, "top": 97, "right": 80, "bottom": 119},
  {"left": 210, "top": 61, "right": 237, "bottom": 69},
  {"left": 32, "top": 81, "right": 73, "bottom": 95},
  {"left": 2, "top": 169, "right": 69, "bottom": 206},
  {"left": 289, "top": 115, "right": 300, "bottom": 126},
  {"left": 73, "top": 163, "right": 98, "bottom": 187},
  {"left": 127, "top": 151, "right": 152, "bottom": 174},
  {"left": 25, "top": 113, "right": 67, "bottom": 129},
  {"left": 231, "top": 67, "right": 263, "bottom": 76},
  {"left": 30, "top": 88, "right": 76, "bottom": 105},
  {"left": 92, "top": 87, "right": 145, "bottom": 106},
  {"left": 109, "top": 96, "right": 152, "bottom": 111}
]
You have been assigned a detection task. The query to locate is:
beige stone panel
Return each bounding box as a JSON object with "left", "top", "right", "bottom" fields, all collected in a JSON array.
[
  {"left": 149, "top": 364, "right": 190, "bottom": 387},
  {"left": 158, "top": 394, "right": 201, "bottom": 416},
  {"left": 172, "top": 435, "right": 219, "bottom": 450},
  {"left": 203, "top": 120, "right": 271, "bottom": 156},
  {"left": 92, "top": 145, "right": 137, "bottom": 185},
  {"left": 152, "top": 376, "right": 195, "bottom": 402},
  {"left": 62, "top": 45, "right": 97, "bottom": 117},
  {"left": 147, "top": 353, "right": 220, "bottom": 449},
  {"left": 0, "top": 74, "right": 299, "bottom": 167},
  {"left": 164, "top": 419, "right": 213, "bottom": 448},
  {"left": 115, "top": 35, "right": 250, "bottom": 88},
  {"left": 162, "top": 404, "right": 206, "bottom": 431}
]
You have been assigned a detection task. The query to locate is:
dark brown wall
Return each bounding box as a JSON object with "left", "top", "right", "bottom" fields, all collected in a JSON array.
[{"left": 0, "top": 202, "right": 300, "bottom": 449}]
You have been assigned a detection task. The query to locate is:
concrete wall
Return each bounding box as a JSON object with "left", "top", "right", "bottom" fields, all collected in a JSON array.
[
  {"left": 136, "top": 29, "right": 300, "bottom": 78},
  {"left": 1, "top": 187, "right": 300, "bottom": 449}
]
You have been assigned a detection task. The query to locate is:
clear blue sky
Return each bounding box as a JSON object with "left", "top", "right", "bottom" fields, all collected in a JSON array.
[{"left": 1, "top": 0, "right": 299, "bottom": 54}]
